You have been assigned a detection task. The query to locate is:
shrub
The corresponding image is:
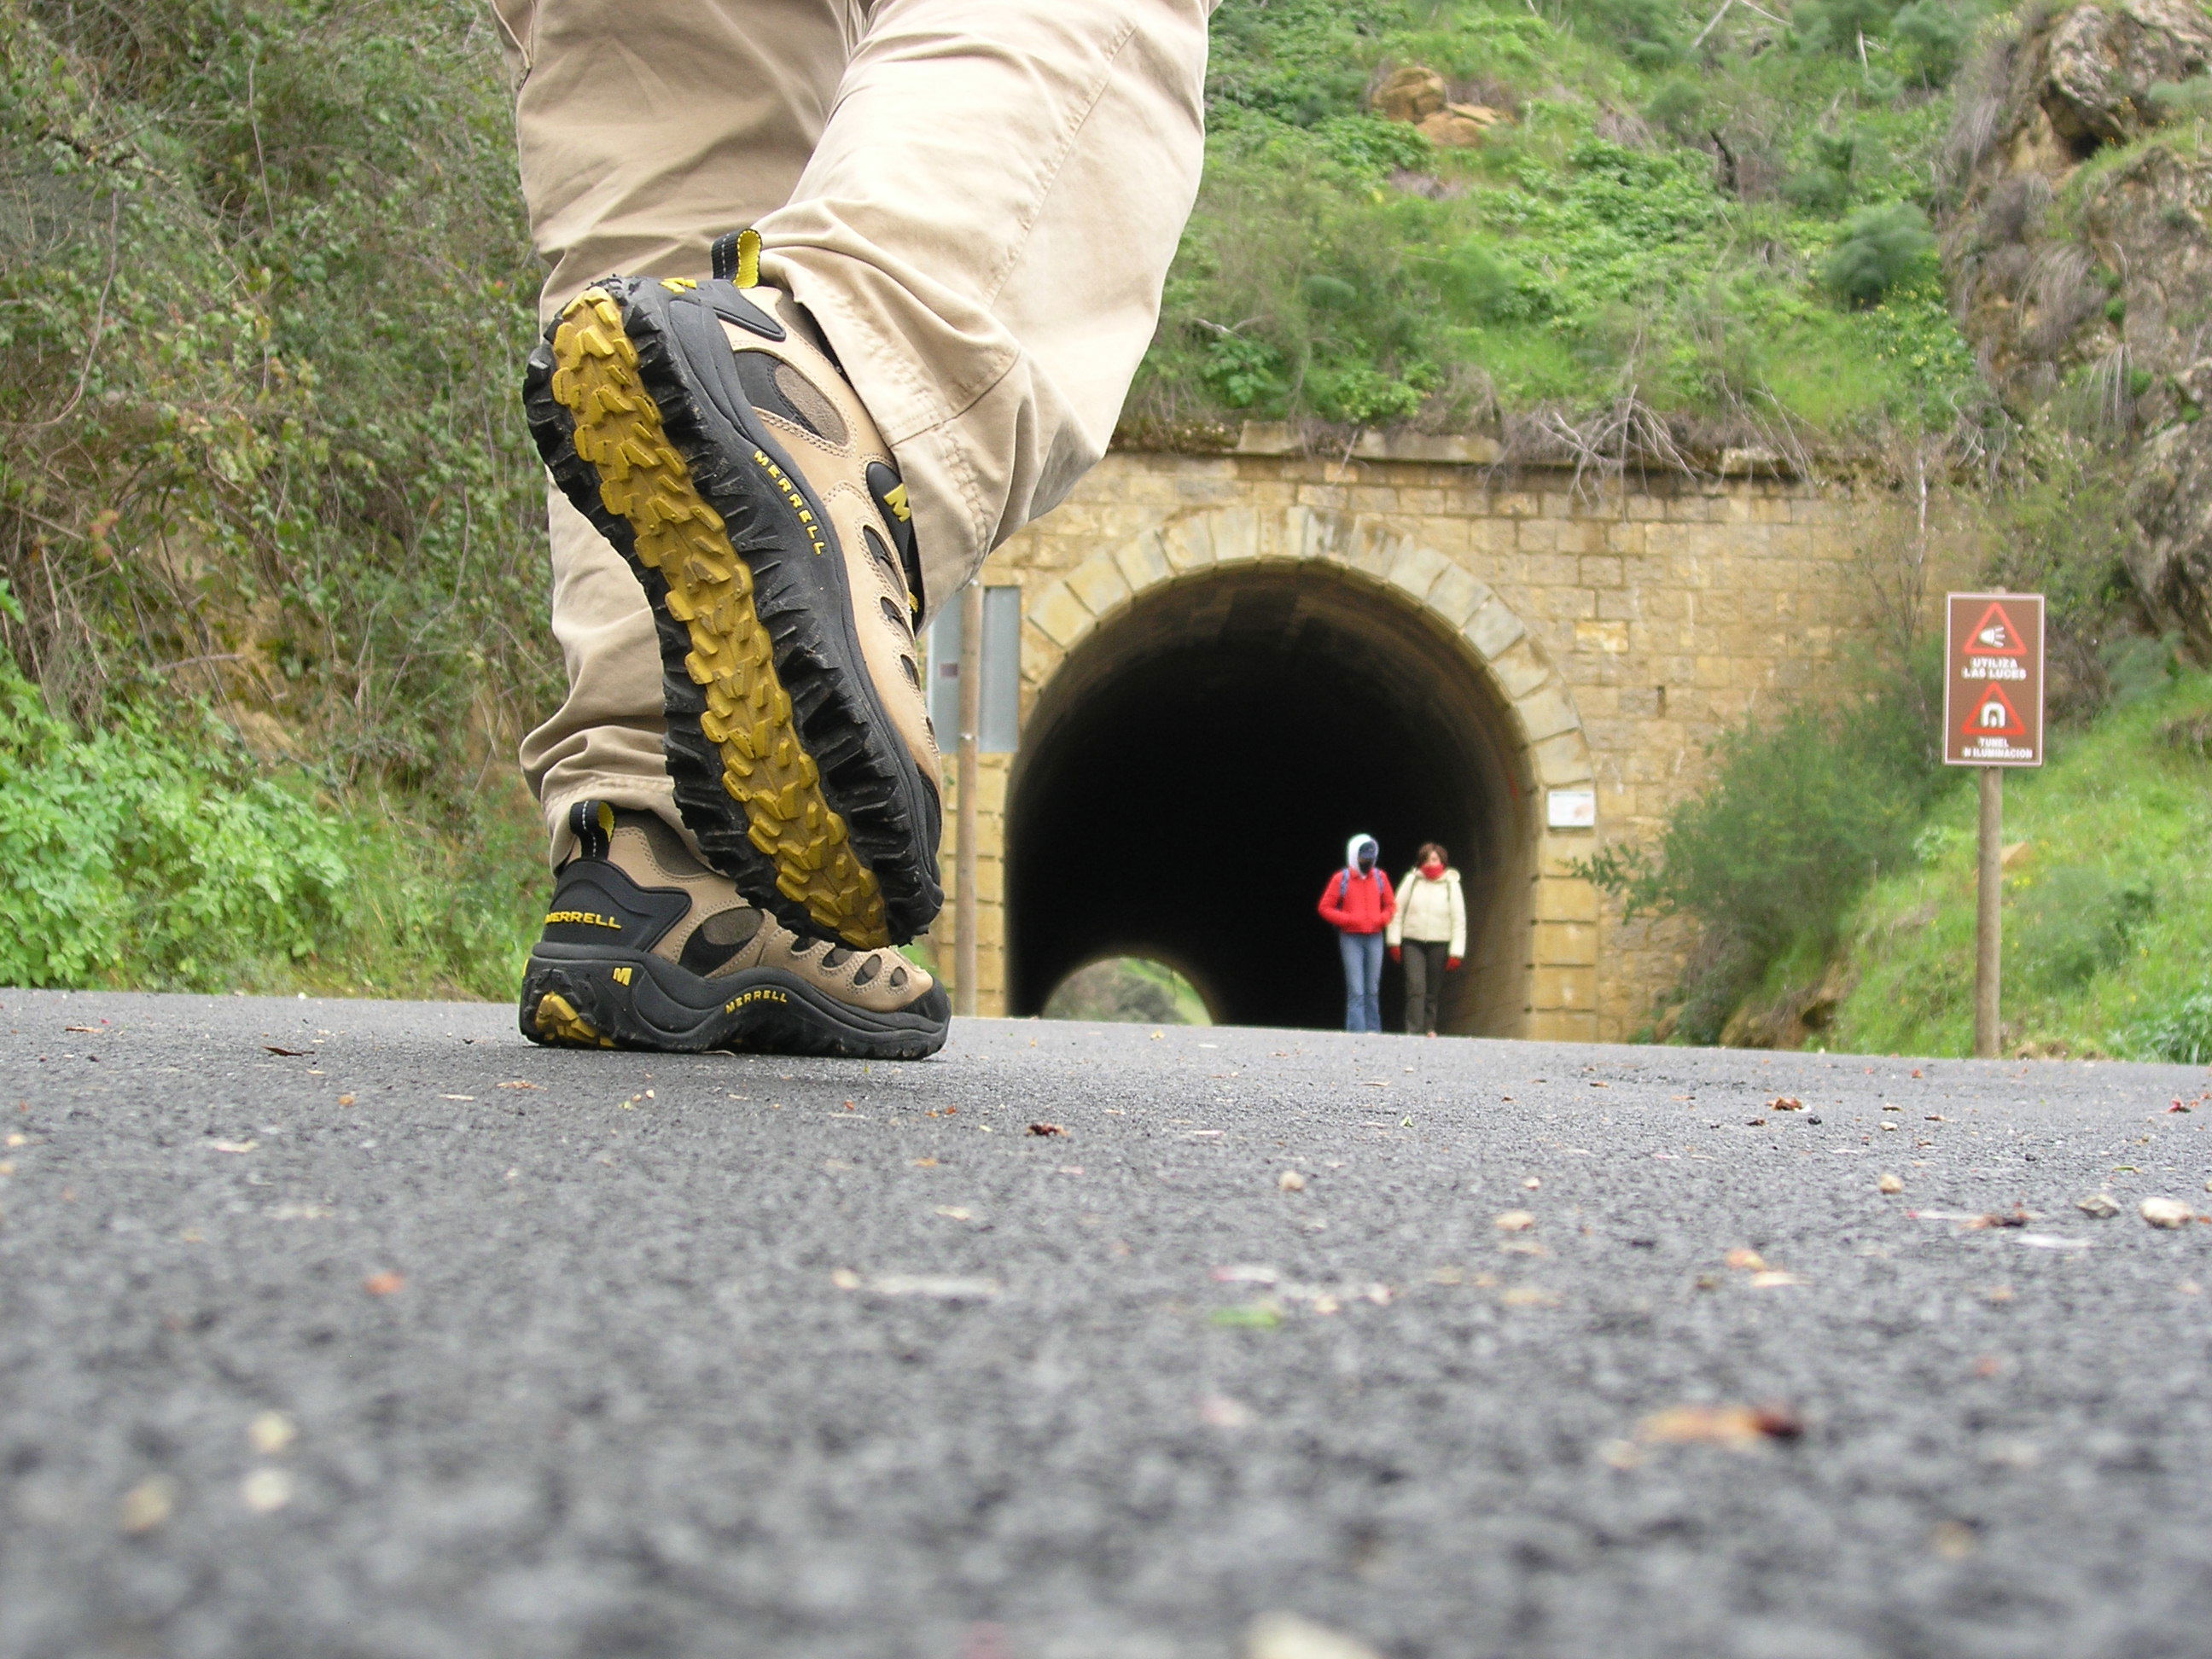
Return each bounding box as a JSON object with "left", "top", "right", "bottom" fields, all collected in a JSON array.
[
  {"left": 2132, "top": 988, "right": 2212, "bottom": 1064},
  {"left": 1783, "top": 131, "right": 1863, "bottom": 215},
  {"left": 0, "top": 0, "right": 554, "bottom": 786},
  {"left": 1643, "top": 79, "right": 1707, "bottom": 141},
  {"left": 1889, "top": 0, "right": 1976, "bottom": 87},
  {"left": 1784, "top": 165, "right": 1854, "bottom": 215},
  {"left": 0, "top": 659, "right": 346, "bottom": 987},
  {"left": 1200, "top": 333, "right": 1289, "bottom": 409},
  {"left": 1793, "top": 0, "right": 1900, "bottom": 55},
  {"left": 1584, "top": 694, "right": 1935, "bottom": 956},
  {"left": 2011, "top": 866, "right": 2154, "bottom": 991},
  {"left": 1577, "top": 661, "right": 1947, "bottom": 1042},
  {"left": 1565, "top": 0, "right": 1692, "bottom": 68},
  {"left": 1307, "top": 359, "right": 1437, "bottom": 423},
  {"left": 1122, "top": 2, "right": 1986, "bottom": 439},
  {"left": 0, "top": 651, "right": 539, "bottom": 995},
  {"left": 1823, "top": 202, "right": 1937, "bottom": 306},
  {"left": 1139, "top": 150, "right": 1450, "bottom": 429},
  {"left": 1423, "top": 240, "right": 1554, "bottom": 323},
  {"left": 1984, "top": 435, "right": 2143, "bottom": 720},
  {"left": 1206, "top": 0, "right": 1389, "bottom": 126},
  {"left": 2163, "top": 709, "right": 2212, "bottom": 761},
  {"left": 2104, "top": 633, "right": 2183, "bottom": 707},
  {"left": 2148, "top": 75, "right": 2212, "bottom": 125},
  {"left": 1312, "top": 114, "right": 1435, "bottom": 177}
]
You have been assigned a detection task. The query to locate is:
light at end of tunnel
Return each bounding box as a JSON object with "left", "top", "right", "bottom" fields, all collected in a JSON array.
[{"left": 1042, "top": 958, "right": 1212, "bottom": 1027}]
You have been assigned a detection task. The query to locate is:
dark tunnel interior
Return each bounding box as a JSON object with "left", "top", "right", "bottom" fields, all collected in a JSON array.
[{"left": 1007, "top": 565, "right": 1534, "bottom": 1033}]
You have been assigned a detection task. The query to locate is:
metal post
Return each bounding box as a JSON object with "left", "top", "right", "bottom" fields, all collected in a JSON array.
[
  {"left": 1974, "top": 765, "right": 2002, "bottom": 1059},
  {"left": 954, "top": 580, "right": 983, "bottom": 1017}
]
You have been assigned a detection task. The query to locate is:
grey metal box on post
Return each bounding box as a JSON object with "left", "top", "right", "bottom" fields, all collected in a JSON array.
[{"left": 927, "top": 587, "right": 1022, "bottom": 754}]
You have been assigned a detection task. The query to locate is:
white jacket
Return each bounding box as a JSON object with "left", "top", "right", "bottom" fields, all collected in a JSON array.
[{"left": 1387, "top": 867, "right": 1465, "bottom": 955}]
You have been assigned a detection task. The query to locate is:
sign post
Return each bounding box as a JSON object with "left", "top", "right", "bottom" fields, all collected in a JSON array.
[
  {"left": 1942, "top": 592, "right": 2046, "bottom": 1058},
  {"left": 954, "top": 581, "right": 984, "bottom": 1017}
]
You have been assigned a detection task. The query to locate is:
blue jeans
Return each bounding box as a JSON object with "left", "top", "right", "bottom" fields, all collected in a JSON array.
[{"left": 1337, "top": 930, "right": 1385, "bottom": 1033}]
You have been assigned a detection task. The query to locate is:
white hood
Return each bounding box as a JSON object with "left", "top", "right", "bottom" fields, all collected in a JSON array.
[{"left": 1345, "top": 834, "right": 1377, "bottom": 871}]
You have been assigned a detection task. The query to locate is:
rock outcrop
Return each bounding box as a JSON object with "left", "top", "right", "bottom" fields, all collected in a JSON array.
[
  {"left": 1368, "top": 63, "right": 1511, "bottom": 149},
  {"left": 1944, "top": 0, "right": 2212, "bottom": 651},
  {"left": 1371, "top": 64, "right": 1448, "bottom": 124}
]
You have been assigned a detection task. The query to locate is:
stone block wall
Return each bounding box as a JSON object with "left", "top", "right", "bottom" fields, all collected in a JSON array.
[{"left": 927, "top": 442, "right": 1911, "bottom": 1041}]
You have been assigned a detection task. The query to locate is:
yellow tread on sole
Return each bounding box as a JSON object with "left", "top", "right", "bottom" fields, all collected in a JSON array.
[
  {"left": 548, "top": 288, "right": 890, "bottom": 949},
  {"left": 533, "top": 993, "right": 614, "bottom": 1048}
]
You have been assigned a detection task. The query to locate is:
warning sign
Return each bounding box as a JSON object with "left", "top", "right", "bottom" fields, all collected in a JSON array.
[
  {"left": 1944, "top": 591, "right": 2044, "bottom": 766},
  {"left": 1961, "top": 683, "right": 2026, "bottom": 738},
  {"left": 1960, "top": 601, "right": 2028, "bottom": 663}
]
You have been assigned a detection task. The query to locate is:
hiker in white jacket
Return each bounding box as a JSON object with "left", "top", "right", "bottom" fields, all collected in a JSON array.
[{"left": 1386, "top": 841, "right": 1466, "bottom": 1036}]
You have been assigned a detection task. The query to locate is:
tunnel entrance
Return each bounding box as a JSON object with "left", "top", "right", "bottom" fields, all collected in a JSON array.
[{"left": 1007, "top": 562, "right": 1536, "bottom": 1033}]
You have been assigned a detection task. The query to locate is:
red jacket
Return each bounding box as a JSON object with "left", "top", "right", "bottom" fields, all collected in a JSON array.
[{"left": 1318, "top": 867, "right": 1395, "bottom": 934}]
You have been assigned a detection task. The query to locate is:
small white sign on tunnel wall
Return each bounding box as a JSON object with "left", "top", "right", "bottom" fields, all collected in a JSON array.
[{"left": 1546, "top": 787, "right": 1596, "bottom": 830}]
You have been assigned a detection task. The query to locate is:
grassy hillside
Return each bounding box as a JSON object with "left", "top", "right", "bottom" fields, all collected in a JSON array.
[
  {"left": 1827, "top": 668, "right": 2212, "bottom": 1062},
  {"left": 1129, "top": 0, "right": 1984, "bottom": 446},
  {"left": 1, "top": 0, "right": 546, "bottom": 758}
]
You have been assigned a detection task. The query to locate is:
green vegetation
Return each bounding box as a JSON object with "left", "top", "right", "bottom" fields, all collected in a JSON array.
[
  {"left": 0, "top": 0, "right": 546, "bottom": 993},
  {"left": 1179, "top": 0, "right": 2206, "bottom": 1057},
  {"left": 1127, "top": 0, "right": 1984, "bottom": 443},
  {"left": 1601, "top": 649, "right": 2204, "bottom": 1057},
  {"left": 1578, "top": 651, "right": 1953, "bottom": 1044},
  {"left": 1821, "top": 202, "right": 1937, "bottom": 306},
  {"left": 1595, "top": 449, "right": 2189, "bottom": 1050},
  {"left": 1043, "top": 958, "right": 1214, "bottom": 1026},
  {"left": 1829, "top": 669, "right": 2212, "bottom": 1060},
  {"left": 1591, "top": 317, "right": 2186, "bottom": 1051},
  {"left": 1, "top": 0, "right": 547, "bottom": 752},
  {"left": 0, "top": 642, "right": 538, "bottom": 996}
]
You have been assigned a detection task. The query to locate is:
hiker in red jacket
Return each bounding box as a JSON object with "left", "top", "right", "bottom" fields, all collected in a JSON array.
[{"left": 1318, "top": 835, "right": 1395, "bottom": 1033}]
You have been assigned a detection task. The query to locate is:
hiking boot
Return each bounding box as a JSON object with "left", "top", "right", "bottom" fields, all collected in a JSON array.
[
  {"left": 524, "top": 229, "right": 942, "bottom": 952},
  {"left": 518, "top": 802, "right": 949, "bottom": 1060}
]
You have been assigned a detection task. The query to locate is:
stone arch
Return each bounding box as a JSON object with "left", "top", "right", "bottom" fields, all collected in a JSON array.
[{"left": 1006, "top": 505, "right": 1599, "bottom": 1038}]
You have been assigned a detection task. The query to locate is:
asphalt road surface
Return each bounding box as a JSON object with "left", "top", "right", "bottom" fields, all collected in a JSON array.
[{"left": 7, "top": 990, "right": 2212, "bottom": 1659}]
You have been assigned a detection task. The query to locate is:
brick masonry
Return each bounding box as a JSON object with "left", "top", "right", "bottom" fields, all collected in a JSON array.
[{"left": 928, "top": 443, "right": 1912, "bottom": 1042}]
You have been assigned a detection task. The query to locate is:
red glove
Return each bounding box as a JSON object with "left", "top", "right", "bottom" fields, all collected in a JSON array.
[
  {"left": 1447, "top": 956, "right": 1462, "bottom": 970},
  {"left": 1388, "top": 946, "right": 1401, "bottom": 962}
]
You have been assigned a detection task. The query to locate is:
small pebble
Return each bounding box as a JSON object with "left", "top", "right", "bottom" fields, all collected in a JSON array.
[
  {"left": 240, "top": 1469, "right": 294, "bottom": 1514},
  {"left": 119, "top": 1477, "right": 175, "bottom": 1534}
]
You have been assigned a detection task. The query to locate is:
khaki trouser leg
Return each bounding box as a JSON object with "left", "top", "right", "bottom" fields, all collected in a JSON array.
[
  {"left": 506, "top": 0, "right": 1212, "bottom": 864},
  {"left": 507, "top": 0, "right": 853, "bottom": 857},
  {"left": 756, "top": 0, "right": 1214, "bottom": 604}
]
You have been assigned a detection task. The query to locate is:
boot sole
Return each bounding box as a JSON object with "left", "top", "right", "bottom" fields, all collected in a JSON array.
[
  {"left": 525, "top": 279, "right": 940, "bottom": 950},
  {"left": 519, "top": 943, "right": 949, "bottom": 1061}
]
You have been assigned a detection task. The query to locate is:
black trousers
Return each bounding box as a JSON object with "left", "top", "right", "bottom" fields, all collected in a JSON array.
[{"left": 1402, "top": 940, "right": 1449, "bottom": 1033}]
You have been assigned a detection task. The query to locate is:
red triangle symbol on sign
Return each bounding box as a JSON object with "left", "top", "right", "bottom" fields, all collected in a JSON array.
[
  {"left": 1963, "top": 601, "right": 2025, "bottom": 658},
  {"left": 1961, "top": 682, "right": 2026, "bottom": 739}
]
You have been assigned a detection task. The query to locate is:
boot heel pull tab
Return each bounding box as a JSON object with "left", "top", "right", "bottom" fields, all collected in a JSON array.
[
  {"left": 710, "top": 229, "right": 761, "bottom": 288},
  {"left": 569, "top": 800, "right": 616, "bottom": 862}
]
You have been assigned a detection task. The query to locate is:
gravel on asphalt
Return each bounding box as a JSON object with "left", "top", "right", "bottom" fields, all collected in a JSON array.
[{"left": 4, "top": 990, "right": 2212, "bottom": 1658}]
